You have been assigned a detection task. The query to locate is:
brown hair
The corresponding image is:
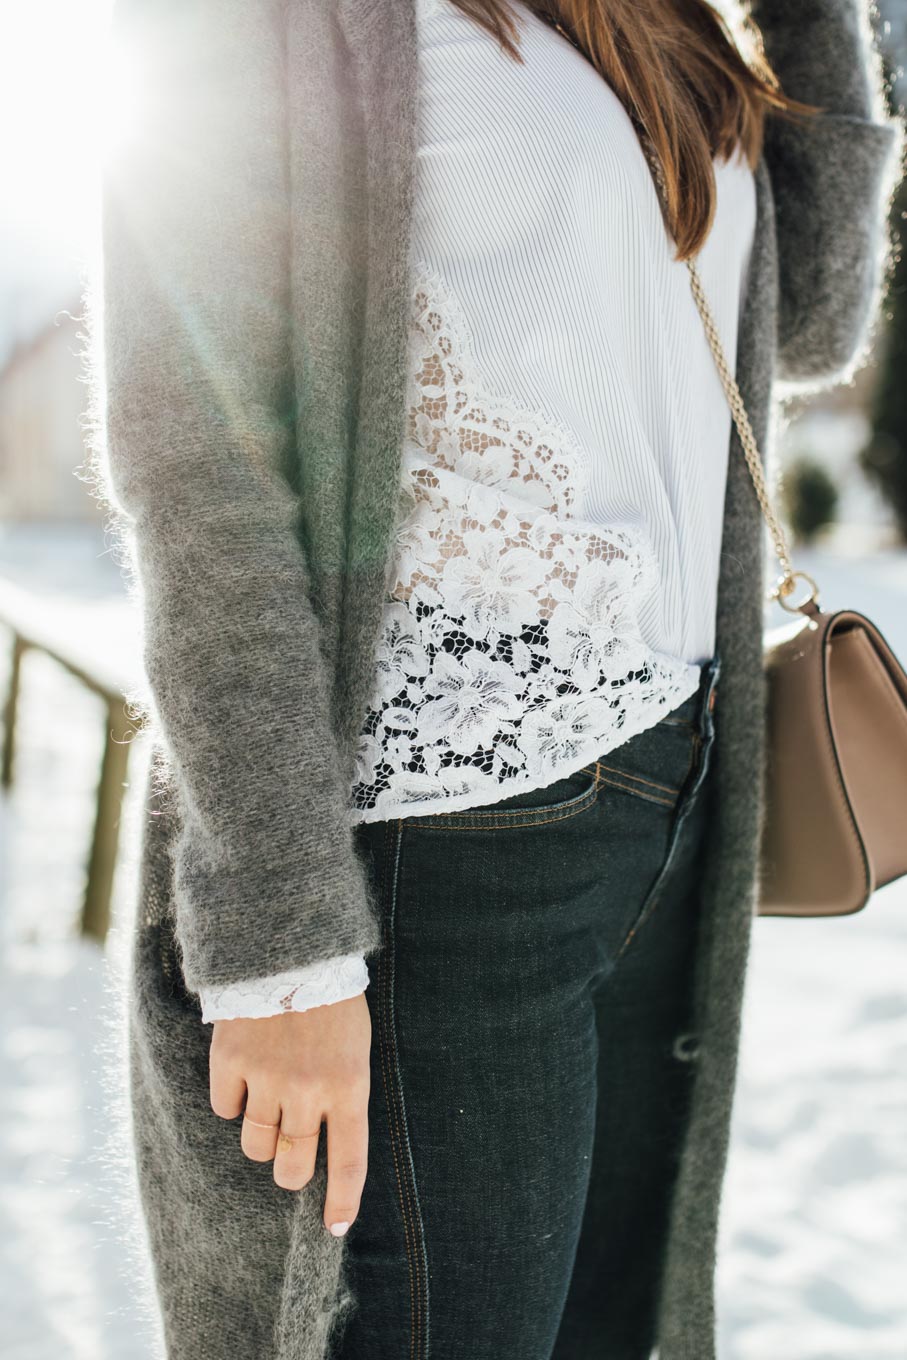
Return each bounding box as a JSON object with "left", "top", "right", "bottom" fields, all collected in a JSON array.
[{"left": 444, "top": 0, "right": 823, "bottom": 259}]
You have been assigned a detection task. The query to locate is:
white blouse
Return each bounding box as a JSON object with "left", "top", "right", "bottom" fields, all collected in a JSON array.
[{"left": 198, "top": 0, "right": 756, "bottom": 1023}]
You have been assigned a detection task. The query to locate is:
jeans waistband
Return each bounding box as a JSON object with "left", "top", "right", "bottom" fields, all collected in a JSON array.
[{"left": 664, "top": 653, "right": 721, "bottom": 738}]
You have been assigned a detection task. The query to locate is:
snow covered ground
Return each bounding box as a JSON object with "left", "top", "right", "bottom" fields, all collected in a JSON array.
[
  {"left": 0, "top": 531, "right": 905, "bottom": 1360},
  {"left": 719, "top": 543, "right": 907, "bottom": 1360}
]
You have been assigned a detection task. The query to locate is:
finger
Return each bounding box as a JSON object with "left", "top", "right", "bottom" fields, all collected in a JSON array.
[
  {"left": 323, "top": 1102, "right": 369, "bottom": 1236},
  {"left": 272, "top": 1108, "right": 323, "bottom": 1192},
  {"left": 240, "top": 1097, "right": 282, "bottom": 1163},
  {"left": 209, "top": 1049, "right": 247, "bottom": 1122}
]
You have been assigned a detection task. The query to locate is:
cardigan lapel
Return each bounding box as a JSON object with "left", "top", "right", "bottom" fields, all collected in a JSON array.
[
  {"left": 654, "top": 153, "right": 777, "bottom": 1355},
  {"left": 333, "top": 0, "right": 420, "bottom": 770}
]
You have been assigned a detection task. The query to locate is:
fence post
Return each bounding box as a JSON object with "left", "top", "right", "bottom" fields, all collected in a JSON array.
[
  {"left": 2, "top": 632, "right": 25, "bottom": 791},
  {"left": 81, "top": 694, "right": 133, "bottom": 942}
]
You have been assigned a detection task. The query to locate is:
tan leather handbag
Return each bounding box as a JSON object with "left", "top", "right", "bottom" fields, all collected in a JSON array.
[
  {"left": 685, "top": 255, "right": 907, "bottom": 917},
  {"left": 545, "top": 12, "right": 907, "bottom": 917}
]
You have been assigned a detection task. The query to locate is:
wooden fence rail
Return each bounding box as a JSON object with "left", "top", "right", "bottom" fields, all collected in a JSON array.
[{"left": 0, "top": 580, "right": 136, "bottom": 943}]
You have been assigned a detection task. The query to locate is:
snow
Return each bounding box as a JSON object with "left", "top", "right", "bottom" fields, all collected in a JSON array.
[{"left": 1, "top": 531, "right": 905, "bottom": 1359}]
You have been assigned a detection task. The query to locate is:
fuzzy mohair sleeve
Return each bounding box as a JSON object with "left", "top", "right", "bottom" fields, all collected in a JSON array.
[
  {"left": 93, "top": 0, "right": 382, "bottom": 992},
  {"left": 749, "top": 0, "right": 905, "bottom": 384}
]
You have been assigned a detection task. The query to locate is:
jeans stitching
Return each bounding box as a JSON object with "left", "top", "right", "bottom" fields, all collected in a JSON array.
[
  {"left": 384, "top": 820, "right": 431, "bottom": 1356},
  {"left": 578, "top": 760, "right": 607, "bottom": 788},
  {"left": 597, "top": 775, "right": 675, "bottom": 808},
  {"left": 615, "top": 729, "right": 704, "bottom": 958},
  {"left": 405, "top": 787, "right": 598, "bottom": 832},
  {"left": 377, "top": 823, "right": 418, "bottom": 1356},
  {"left": 377, "top": 821, "right": 423, "bottom": 1358},
  {"left": 593, "top": 763, "right": 681, "bottom": 797}
]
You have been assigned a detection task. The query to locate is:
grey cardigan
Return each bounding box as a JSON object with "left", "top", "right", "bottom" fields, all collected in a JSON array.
[{"left": 88, "top": 1, "right": 902, "bottom": 1356}]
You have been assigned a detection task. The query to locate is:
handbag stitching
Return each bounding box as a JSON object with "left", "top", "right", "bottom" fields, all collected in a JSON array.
[
  {"left": 818, "top": 617, "right": 872, "bottom": 897},
  {"left": 849, "top": 624, "right": 907, "bottom": 738}
]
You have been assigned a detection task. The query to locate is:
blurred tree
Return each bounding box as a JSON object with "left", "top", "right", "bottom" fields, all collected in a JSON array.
[
  {"left": 860, "top": 173, "right": 907, "bottom": 543},
  {"left": 781, "top": 456, "right": 839, "bottom": 544},
  {"left": 858, "top": 42, "right": 907, "bottom": 544}
]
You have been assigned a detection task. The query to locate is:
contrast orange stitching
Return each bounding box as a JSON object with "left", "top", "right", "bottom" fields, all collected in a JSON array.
[
  {"left": 684, "top": 731, "right": 702, "bottom": 794},
  {"left": 616, "top": 729, "right": 702, "bottom": 957},
  {"left": 377, "top": 822, "right": 419, "bottom": 1359},
  {"left": 617, "top": 850, "right": 671, "bottom": 959},
  {"left": 578, "top": 760, "right": 603, "bottom": 787},
  {"left": 406, "top": 789, "right": 598, "bottom": 831},
  {"left": 618, "top": 886, "right": 663, "bottom": 958},
  {"left": 595, "top": 763, "right": 680, "bottom": 796},
  {"left": 376, "top": 992, "right": 418, "bottom": 1357},
  {"left": 380, "top": 829, "right": 418, "bottom": 1356},
  {"left": 597, "top": 775, "right": 675, "bottom": 808},
  {"left": 617, "top": 805, "right": 682, "bottom": 955},
  {"left": 383, "top": 823, "right": 429, "bottom": 1357}
]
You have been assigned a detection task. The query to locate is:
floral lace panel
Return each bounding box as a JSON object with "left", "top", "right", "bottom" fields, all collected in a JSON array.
[
  {"left": 197, "top": 955, "right": 370, "bottom": 1024},
  {"left": 349, "top": 265, "right": 699, "bottom": 821},
  {"left": 404, "top": 262, "right": 588, "bottom": 519}
]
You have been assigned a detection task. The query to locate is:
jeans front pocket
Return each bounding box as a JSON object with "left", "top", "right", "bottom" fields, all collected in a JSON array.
[
  {"left": 404, "top": 763, "right": 599, "bottom": 832},
  {"left": 609, "top": 717, "right": 717, "bottom": 959}
]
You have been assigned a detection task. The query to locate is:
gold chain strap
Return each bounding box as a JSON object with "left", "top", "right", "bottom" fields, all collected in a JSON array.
[
  {"left": 684, "top": 260, "right": 790, "bottom": 573},
  {"left": 639, "top": 132, "right": 820, "bottom": 612}
]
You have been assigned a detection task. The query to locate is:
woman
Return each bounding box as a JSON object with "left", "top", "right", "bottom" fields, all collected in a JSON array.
[{"left": 90, "top": 1, "right": 900, "bottom": 1357}]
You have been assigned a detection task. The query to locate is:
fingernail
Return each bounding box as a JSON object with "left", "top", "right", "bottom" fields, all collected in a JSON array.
[{"left": 329, "top": 1221, "right": 350, "bottom": 1237}]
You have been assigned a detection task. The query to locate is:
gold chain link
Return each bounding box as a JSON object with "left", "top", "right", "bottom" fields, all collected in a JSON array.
[{"left": 683, "top": 256, "right": 794, "bottom": 582}]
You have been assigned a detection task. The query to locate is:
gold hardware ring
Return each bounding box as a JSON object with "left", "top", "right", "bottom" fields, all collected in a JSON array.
[{"left": 772, "top": 569, "right": 820, "bottom": 615}]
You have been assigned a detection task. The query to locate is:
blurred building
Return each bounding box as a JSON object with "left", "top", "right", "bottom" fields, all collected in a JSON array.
[{"left": 0, "top": 298, "right": 101, "bottom": 522}]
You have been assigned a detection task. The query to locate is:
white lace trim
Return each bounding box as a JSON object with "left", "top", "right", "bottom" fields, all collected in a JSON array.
[
  {"left": 348, "top": 263, "right": 701, "bottom": 823},
  {"left": 197, "top": 955, "right": 370, "bottom": 1024}
]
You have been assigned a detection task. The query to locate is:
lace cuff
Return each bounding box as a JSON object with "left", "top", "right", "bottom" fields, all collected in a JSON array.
[{"left": 197, "top": 954, "right": 370, "bottom": 1024}]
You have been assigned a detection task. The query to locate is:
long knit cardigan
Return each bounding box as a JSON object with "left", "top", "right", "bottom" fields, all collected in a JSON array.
[{"left": 89, "top": 1, "right": 902, "bottom": 1356}]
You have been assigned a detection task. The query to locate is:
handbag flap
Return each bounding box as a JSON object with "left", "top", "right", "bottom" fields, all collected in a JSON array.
[
  {"left": 760, "top": 611, "right": 871, "bottom": 914},
  {"left": 826, "top": 612, "right": 907, "bottom": 890}
]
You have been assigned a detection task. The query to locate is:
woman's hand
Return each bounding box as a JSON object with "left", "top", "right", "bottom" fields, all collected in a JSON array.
[{"left": 209, "top": 993, "right": 372, "bottom": 1236}]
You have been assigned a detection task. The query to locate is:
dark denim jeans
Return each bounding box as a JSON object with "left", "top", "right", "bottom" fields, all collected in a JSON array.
[{"left": 336, "top": 654, "right": 721, "bottom": 1360}]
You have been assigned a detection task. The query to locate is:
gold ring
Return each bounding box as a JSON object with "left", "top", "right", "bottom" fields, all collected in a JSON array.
[
  {"left": 774, "top": 569, "right": 820, "bottom": 615},
  {"left": 243, "top": 1115, "right": 280, "bottom": 1130},
  {"left": 277, "top": 1127, "right": 323, "bottom": 1152}
]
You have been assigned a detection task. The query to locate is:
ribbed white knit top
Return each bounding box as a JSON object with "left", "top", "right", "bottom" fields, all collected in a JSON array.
[
  {"left": 346, "top": 0, "right": 757, "bottom": 823},
  {"left": 198, "top": 0, "right": 757, "bottom": 1021}
]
